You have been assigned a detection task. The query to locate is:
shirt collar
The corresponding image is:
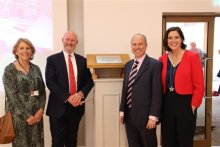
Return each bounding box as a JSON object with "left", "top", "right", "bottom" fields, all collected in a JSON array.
[
  {"left": 135, "top": 54, "right": 146, "bottom": 64},
  {"left": 63, "top": 50, "right": 74, "bottom": 58}
]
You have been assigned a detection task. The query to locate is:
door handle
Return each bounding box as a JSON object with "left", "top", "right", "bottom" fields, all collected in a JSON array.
[{"left": 204, "top": 96, "right": 212, "bottom": 99}]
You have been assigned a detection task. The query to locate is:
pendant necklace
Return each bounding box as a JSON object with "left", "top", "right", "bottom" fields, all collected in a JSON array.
[
  {"left": 169, "top": 66, "right": 175, "bottom": 92},
  {"left": 168, "top": 50, "right": 184, "bottom": 91},
  {"left": 168, "top": 56, "right": 178, "bottom": 92}
]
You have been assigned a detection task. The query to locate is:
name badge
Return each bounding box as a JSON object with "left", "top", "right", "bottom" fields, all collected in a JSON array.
[{"left": 31, "top": 90, "right": 39, "bottom": 96}]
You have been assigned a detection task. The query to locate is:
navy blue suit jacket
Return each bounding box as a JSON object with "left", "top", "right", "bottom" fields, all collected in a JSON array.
[
  {"left": 45, "top": 51, "right": 94, "bottom": 119},
  {"left": 120, "top": 55, "right": 162, "bottom": 127}
]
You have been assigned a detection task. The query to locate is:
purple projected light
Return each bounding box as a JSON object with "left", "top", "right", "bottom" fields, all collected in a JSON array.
[
  {"left": 0, "top": 0, "right": 52, "bottom": 53},
  {"left": 0, "top": 0, "right": 52, "bottom": 91}
]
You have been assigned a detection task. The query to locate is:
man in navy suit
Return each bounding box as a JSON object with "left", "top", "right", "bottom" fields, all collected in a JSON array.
[
  {"left": 45, "top": 31, "right": 94, "bottom": 147},
  {"left": 119, "top": 34, "right": 162, "bottom": 147}
]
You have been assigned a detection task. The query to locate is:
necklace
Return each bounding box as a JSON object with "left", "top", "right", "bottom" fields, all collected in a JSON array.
[
  {"left": 17, "top": 60, "right": 30, "bottom": 74},
  {"left": 167, "top": 57, "right": 179, "bottom": 92},
  {"left": 169, "top": 50, "right": 185, "bottom": 67},
  {"left": 169, "top": 64, "right": 177, "bottom": 92}
]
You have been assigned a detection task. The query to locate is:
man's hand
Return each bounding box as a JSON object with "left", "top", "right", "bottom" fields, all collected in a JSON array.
[
  {"left": 68, "top": 91, "right": 84, "bottom": 107},
  {"left": 120, "top": 116, "right": 124, "bottom": 124},
  {"left": 146, "top": 119, "right": 156, "bottom": 129}
]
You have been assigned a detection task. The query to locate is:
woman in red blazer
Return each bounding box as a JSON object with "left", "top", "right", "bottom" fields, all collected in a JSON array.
[{"left": 159, "top": 27, "right": 204, "bottom": 147}]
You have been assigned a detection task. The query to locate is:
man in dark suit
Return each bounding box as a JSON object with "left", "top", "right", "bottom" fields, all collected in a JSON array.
[
  {"left": 45, "top": 31, "right": 94, "bottom": 147},
  {"left": 119, "top": 34, "right": 162, "bottom": 147}
]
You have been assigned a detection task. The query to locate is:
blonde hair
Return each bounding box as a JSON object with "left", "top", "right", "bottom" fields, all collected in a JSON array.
[{"left": 12, "top": 38, "right": 36, "bottom": 60}]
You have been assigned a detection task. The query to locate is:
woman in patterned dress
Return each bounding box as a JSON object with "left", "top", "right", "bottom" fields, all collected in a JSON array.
[{"left": 3, "top": 38, "right": 46, "bottom": 147}]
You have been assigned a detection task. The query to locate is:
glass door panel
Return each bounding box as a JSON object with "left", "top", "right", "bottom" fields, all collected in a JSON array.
[{"left": 212, "top": 17, "right": 220, "bottom": 146}]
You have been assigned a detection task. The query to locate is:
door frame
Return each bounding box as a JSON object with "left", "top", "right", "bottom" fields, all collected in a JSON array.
[{"left": 162, "top": 13, "right": 217, "bottom": 147}]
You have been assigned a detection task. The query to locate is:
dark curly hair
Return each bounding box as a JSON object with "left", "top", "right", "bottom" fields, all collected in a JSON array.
[{"left": 162, "top": 26, "right": 187, "bottom": 52}]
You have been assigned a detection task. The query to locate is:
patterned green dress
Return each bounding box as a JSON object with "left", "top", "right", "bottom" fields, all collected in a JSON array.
[{"left": 3, "top": 62, "right": 46, "bottom": 147}]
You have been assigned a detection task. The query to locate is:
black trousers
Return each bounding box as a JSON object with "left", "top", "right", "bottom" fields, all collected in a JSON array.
[
  {"left": 161, "top": 91, "right": 196, "bottom": 147},
  {"left": 218, "top": 85, "right": 220, "bottom": 94},
  {"left": 218, "top": 70, "right": 220, "bottom": 93},
  {"left": 125, "top": 109, "right": 157, "bottom": 147},
  {"left": 49, "top": 103, "right": 84, "bottom": 147}
]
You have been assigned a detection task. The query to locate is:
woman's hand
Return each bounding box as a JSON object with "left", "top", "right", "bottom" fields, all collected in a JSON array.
[
  {"left": 192, "top": 106, "right": 196, "bottom": 114},
  {"left": 26, "top": 115, "right": 37, "bottom": 125},
  {"left": 34, "top": 109, "right": 44, "bottom": 123}
]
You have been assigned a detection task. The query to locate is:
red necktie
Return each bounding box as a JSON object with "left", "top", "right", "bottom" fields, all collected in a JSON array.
[{"left": 68, "top": 55, "right": 76, "bottom": 94}]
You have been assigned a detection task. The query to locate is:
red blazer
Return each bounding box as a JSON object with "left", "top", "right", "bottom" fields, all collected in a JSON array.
[{"left": 159, "top": 50, "right": 204, "bottom": 107}]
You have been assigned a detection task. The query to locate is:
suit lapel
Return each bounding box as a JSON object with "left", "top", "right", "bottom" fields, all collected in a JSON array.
[
  {"left": 135, "top": 55, "right": 150, "bottom": 83},
  {"left": 59, "top": 51, "right": 69, "bottom": 85},
  {"left": 125, "top": 61, "right": 134, "bottom": 88},
  {"left": 74, "top": 54, "right": 80, "bottom": 87}
]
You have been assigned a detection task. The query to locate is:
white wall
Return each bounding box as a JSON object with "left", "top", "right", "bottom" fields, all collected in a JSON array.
[{"left": 83, "top": 0, "right": 220, "bottom": 59}]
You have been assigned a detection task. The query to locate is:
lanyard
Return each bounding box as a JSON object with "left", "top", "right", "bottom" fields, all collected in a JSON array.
[{"left": 17, "top": 60, "right": 35, "bottom": 90}]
